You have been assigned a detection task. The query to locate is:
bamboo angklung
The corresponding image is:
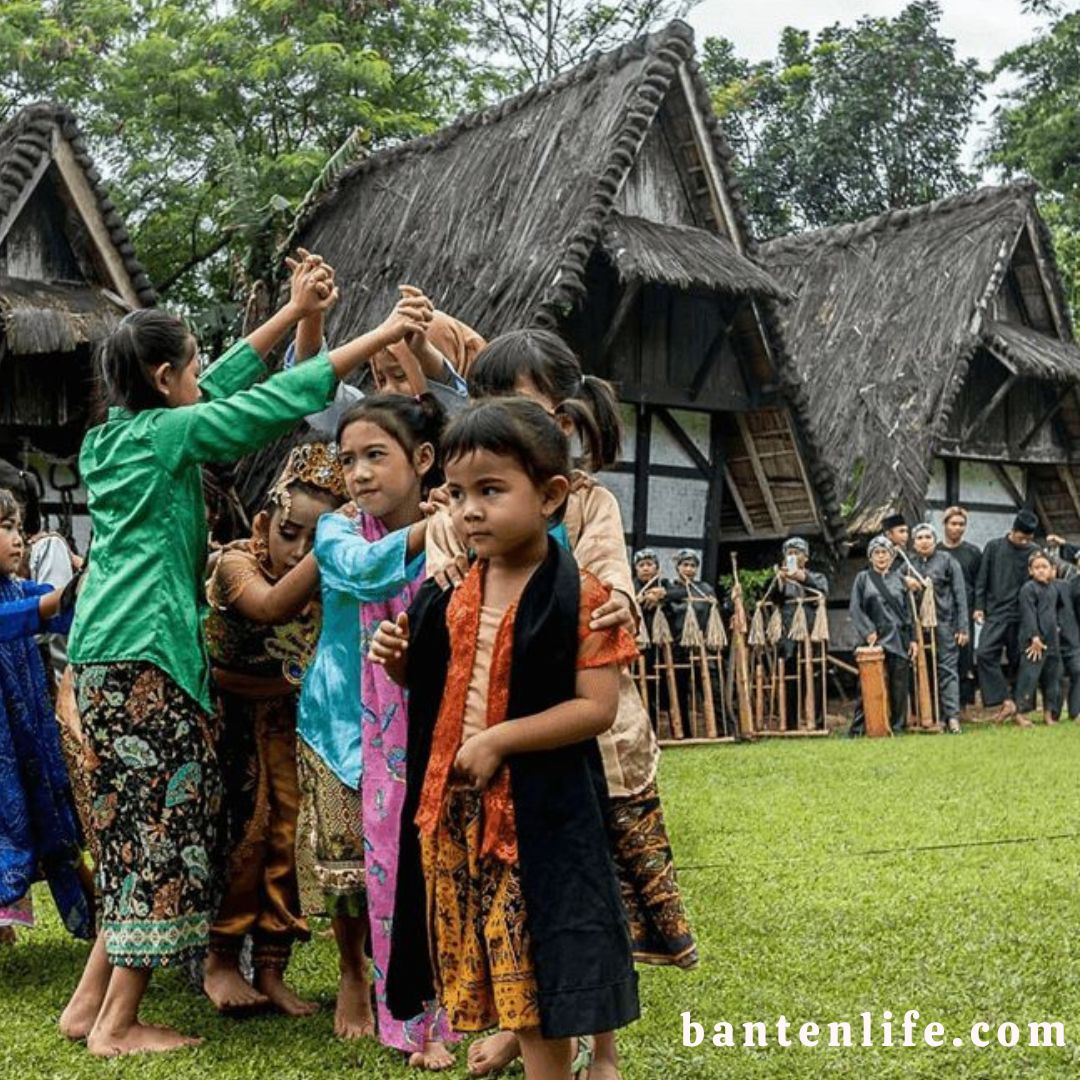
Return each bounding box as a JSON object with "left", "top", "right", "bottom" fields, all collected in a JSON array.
[
  {"left": 730, "top": 555, "right": 753, "bottom": 738},
  {"left": 750, "top": 603, "right": 767, "bottom": 731},
  {"left": 811, "top": 594, "right": 830, "bottom": 725},
  {"left": 652, "top": 606, "right": 684, "bottom": 739},
  {"left": 919, "top": 577, "right": 941, "bottom": 729}
]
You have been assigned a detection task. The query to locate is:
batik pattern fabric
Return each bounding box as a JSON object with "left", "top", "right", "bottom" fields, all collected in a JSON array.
[
  {"left": 356, "top": 512, "right": 453, "bottom": 1052},
  {"left": 74, "top": 661, "right": 222, "bottom": 967},
  {"left": 0, "top": 576, "right": 91, "bottom": 940},
  {"left": 608, "top": 781, "right": 698, "bottom": 968},
  {"left": 206, "top": 541, "right": 318, "bottom": 969}
]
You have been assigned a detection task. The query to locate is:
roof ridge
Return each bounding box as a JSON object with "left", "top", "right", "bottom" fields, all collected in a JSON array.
[
  {"left": 759, "top": 181, "right": 1040, "bottom": 256},
  {"left": 0, "top": 100, "right": 156, "bottom": 305},
  {"left": 305, "top": 20, "right": 695, "bottom": 220}
]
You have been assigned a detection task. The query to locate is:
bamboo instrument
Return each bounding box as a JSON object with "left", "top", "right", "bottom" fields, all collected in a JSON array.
[
  {"left": 777, "top": 657, "right": 788, "bottom": 730},
  {"left": 919, "top": 579, "right": 941, "bottom": 730},
  {"left": 811, "top": 594, "right": 830, "bottom": 727},
  {"left": 753, "top": 652, "right": 766, "bottom": 732},
  {"left": 730, "top": 554, "right": 754, "bottom": 738},
  {"left": 698, "top": 646, "right": 718, "bottom": 738},
  {"left": 910, "top": 593, "right": 934, "bottom": 729},
  {"left": 652, "top": 607, "right": 684, "bottom": 739},
  {"left": 788, "top": 599, "right": 813, "bottom": 731}
]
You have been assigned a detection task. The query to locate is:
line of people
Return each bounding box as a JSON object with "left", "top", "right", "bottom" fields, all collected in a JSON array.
[
  {"left": 848, "top": 506, "right": 1080, "bottom": 734},
  {"left": 0, "top": 251, "right": 696, "bottom": 1080}
]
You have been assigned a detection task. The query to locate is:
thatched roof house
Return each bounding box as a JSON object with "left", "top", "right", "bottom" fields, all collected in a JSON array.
[
  {"left": 761, "top": 182, "right": 1080, "bottom": 546},
  {"left": 240, "top": 21, "right": 843, "bottom": 577},
  {"left": 0, "top": 102, "right": 154, "bottom": 547}
]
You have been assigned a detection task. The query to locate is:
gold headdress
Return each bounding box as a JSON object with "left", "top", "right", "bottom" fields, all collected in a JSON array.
[{"left": 268, "top": 442, "right": 347, "bottom": 517}]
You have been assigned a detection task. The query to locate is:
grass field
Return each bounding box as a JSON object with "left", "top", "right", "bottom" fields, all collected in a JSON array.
[{"left": 3, "top": 723, "right": 1080, "bottom": 1079}]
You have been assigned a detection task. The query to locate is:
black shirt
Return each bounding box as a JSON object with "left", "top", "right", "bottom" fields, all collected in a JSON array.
[
  {"left": 942, "top": 540, "right": 981, "bottom": 621},
  {"left": 975, "top": 536, "right": 1037, "bottom": 621}
]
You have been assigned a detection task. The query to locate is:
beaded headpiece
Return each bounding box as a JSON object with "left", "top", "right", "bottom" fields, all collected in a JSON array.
[{"left": 268, "top": 442, "right": 347, "bottom": 517}]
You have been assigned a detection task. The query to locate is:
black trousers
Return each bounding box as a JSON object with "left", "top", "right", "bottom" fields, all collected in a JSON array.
[
  {"left": 1063, "top": 648, "right": 1080, "bottom": 719},
  {"left": 1015, "top": 649, "right": 1064, "bottom": 717},
  {"left": 958, "top": 625, "right": 977, "bottom": 707},
  {"left": 849, "top": 653, "right": 911, "bottom": 735},
  {"left": 976, "top": 617, "right": 1021, "bottom": 707}
]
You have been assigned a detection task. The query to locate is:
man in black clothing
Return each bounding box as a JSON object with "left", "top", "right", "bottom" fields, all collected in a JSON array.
[
  {"left": 940, "top": 506, "right": 981, "bottom": 712},
  {"left": 973, "top": 509, "right": 1039, "bottom": 718}
]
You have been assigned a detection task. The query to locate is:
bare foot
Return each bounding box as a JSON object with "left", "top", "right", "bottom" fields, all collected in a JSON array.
[
  {"left": 334, "top": 970, "right": 375, "bottom": 1039},
  {"left": 1015, "top": 714, "right": 1034, "bottom": 728},
  {"left": 0, "top": 926, "right": 14, "bottom": 945},
  {"left": 587, "top": 1064, "right": 622, "bottom": 1080},
  {"left": 87, "top": 1020, "right": 202, "bottom": 1057},
  {"left": 203, "top": 954, "right": 269, "bottom": 1012},
  {"left": 468, "top": 1031, "right": 521, "bottom": 1076},
  {"left": 59, "top": 994, "right": 103, "bottom": 1041},
  {"left": 255, "top": 968, "right": 319, "bottom": 1017},
  {"left": 409, "top": 1038, "right": 455, "bottom": 1070}
]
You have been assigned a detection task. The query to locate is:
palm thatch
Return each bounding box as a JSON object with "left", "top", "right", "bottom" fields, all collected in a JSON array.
[
  {"left": 602, "top": 212, "right": 790, "bottom": 299},
  {"left": 0, "top": 277, "right": 126, "bottom": 354},
  {"left": 759, "top": 183, "right": 1080, "bottom": 524},
  {"left": 0, "top": 102, "right": 156, "bottom": 307}
]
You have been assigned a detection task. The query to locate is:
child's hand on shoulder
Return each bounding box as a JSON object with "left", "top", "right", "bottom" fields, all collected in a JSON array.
[
  {"left": 453, "top": 730, "right": 503, "bottom": 789},
  {"left": 590, "top": 588, "right": 635, "bottom": 632}
]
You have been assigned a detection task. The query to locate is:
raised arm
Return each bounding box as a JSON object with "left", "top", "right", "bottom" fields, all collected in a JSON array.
[{"left": 315, "top": 513, "right": 426, "bottom": 603}]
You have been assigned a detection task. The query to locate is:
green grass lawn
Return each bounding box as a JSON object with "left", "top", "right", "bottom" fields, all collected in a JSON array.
[{"left": 4, "top": 723, "right": 1080, "bottom": 1078}]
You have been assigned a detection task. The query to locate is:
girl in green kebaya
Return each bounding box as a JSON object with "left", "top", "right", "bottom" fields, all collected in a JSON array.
[{"left": 60, "top": 256, "right": 433, "bottom": 1058}]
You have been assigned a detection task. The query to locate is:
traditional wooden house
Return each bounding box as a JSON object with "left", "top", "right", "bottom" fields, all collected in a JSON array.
[
  {"left": 761, "top": 183, "right": 1080, "bottom": 645},
  {"left": 238, "top": 20, "right": 844, "bottom": 580},
  {"left": 0, "top": 102, "right": 155, "bottom": 548}
]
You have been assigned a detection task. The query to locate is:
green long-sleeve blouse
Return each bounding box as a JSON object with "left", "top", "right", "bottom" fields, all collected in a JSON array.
[{"left": 68, "top": 339, "right": 337, "bottom": 713}]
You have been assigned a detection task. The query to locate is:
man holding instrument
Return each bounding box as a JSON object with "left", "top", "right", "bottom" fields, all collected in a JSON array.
[
  {"left": 777, "top": 537, "right": 829, "bottom": 729},
  {"left": 848, "top": 536, "right": 918, "bottom": 736},
  {"left": 909, "top": 523, "right": 969, "bottom": 734},
  {"left": 974, "top": 509, "right": 1039, "bottom": 720}
]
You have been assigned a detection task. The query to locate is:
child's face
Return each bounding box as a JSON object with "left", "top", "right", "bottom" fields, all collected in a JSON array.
[
  {"left": 258, "top": 489, "right": 335, "bottom": 576},
  {"left": 338, "top": 419, "right": 425, "bottom": 525},
  {"left": 445, "top": 449, "right": 566, "bottom": 562},
  {"left": 635, "top": 558, "right": 658, "bottom": 583},
  {"left": 0, "top": 513, "right": 23, "bottom": 575},
  {"left": 370, "top": 350, "right": 413, "bottom": 396},
  {"left": 1031, "top": 556, "right": 1054, "bottom": 584}
]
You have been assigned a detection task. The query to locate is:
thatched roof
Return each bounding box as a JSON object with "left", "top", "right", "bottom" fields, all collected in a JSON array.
[
  {"left": 0, "top": 102, "right": 155, "bottom": 308},
  {"left": 0, "top": 277, "right": 126, "bottom": 354},
  {"left": 601, "top": 213, "right": 789, "bottom": 299},
  {"left": 984, "top": 320, "right": 1080, "bottom": 383},
  {"left": 760, "top": 183, "right": 1078, "bottom": 523}
]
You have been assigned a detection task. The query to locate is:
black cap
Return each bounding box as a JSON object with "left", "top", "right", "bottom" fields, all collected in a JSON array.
[
  {"left": 1013, "top": 509, "right": 1039, "bottom": 535},
  {"left": 881, "top": 512, "right": 907, "bottom": 531}
]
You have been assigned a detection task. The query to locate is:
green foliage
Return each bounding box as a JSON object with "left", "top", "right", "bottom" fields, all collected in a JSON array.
[
  {"left": 478, "top": 0, "right": 695, "bottom": 87},
  {"left": 718, "top": 566, "right": 775, "bottom": 609},
  {"left": 701, "top": 1, "right": 984, "bottom": 236},
  {"left": 5, "top": 725, "right": 1080, "bottom": 1077},
  {"left": 987, "top": 7, "right": 1080, "bottom": 322},
  {"left": 0, "top": 0, "right": 507, "bottom": 313}
]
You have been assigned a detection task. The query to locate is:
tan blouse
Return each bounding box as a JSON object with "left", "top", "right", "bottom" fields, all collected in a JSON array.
[{"left": 461, "top": 604, "right": 506, "bottom": 745}]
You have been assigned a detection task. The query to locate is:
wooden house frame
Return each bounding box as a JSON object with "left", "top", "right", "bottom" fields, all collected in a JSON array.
[
  {"left": 238, "top": 21, "right": 843, "bottom": 579},
  {"left": 0, "top": 102, "right": 155, "bottom": 548}
]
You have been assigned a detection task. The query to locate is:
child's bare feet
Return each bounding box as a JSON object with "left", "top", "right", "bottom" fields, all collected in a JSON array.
[
  {"left": 467, "top": 1031, "right": 520, "bottom": 1075},
  {"left": 87, "top": 1020, "right": 202, "bottom": 1057},
  {"left": 203, "top": 952, "right": 269, "bottom": 1012},
  {"left": 255, "top": 968, "right": 318, "bottom": 1017},
  {"left": 59, "top": 993, "right": 103, "bottom": 1041},
  {"left": 0, "top": 926, "right": 14, "bottom": 945},
  {"left": 409, "top": 1038, "right": 455, "bottom": 1070},
  {"left": 334, "top": 969, "right": 375, "bottom": 1038}
]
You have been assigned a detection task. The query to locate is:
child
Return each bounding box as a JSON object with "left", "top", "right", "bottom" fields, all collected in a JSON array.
[
  {"left": 203, "top": 442, "right": 348, "bottom": 1015},
  {"left": 297, "top": 395, "right": 453, "bottom": 1068},
  {"left": 375, "top": 398, "right": 641, "bottom": 1080},
  {"left": 0, "top": 488, "right": 90, "bottom": 942},
  {"left": 1005, "top": 550, "right": 1063, "bottom": 727},
  {"left": 848, "top": 535, "right": 918, "bottom": 736},
  {"left": 439, "top": 331, "right": 695, "bottom": 1080},
  {"left": 60, "top": 258, "right": 433, "bottom": 1057}
]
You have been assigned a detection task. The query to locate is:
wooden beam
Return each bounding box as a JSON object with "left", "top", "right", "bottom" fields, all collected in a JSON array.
[
  {"left": 1026, "top": 217, "right": 1070, "bottom": 341},
  {"left": 51, "top": 132, "right": 140, "bottom": 308},
  {"left": 703, "top": 413, "right": 725, "bottom": 582},
  {"left": 781, "top": 409, "right": 822, "bottom": 530},
  {"left": 1018, "top": 388, "right": 1070, "bottom": 450},
  {"left": 722, "top": 465, "right": 755, "bottom": 535},
  {"left": 735, "top": 413, "right": 784, "bottom": 532},
  {"left": 688, "top": 318, "right": 733, "bottom": 401},
  {"left": 990, "top": 462, "right": 1025, "bottom": 508},
  {"left": 632, "top": 404, "right": 651, "bottom": 552},
  {"left": 1058, "top": 465, "right": 1080, "bottom": 525},
  {"left": 0, "top": 151, "right": 51, "bottom": 248},
  {"left": 961, "top": 373, "right": 1018, "bottom": 443},
  {"left": 599, "top": 280, "right": 641, "bottom": 360},
  {"left": 655, "top": 407, "right": 710, "bottom": 477}
]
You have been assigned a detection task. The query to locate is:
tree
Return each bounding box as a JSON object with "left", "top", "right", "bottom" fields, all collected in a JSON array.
[
  {"left": 987, "top": 6, "right": 1080, "bottom": 319},
  {"left": 479, "top": 0, "right": 694, "bottom": 87},
  {"left": 701, "top": 1, "right": 984, "bottom": 236},
  {"left": 0, "top": 0, "right": 504, "bottom": 312}
]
